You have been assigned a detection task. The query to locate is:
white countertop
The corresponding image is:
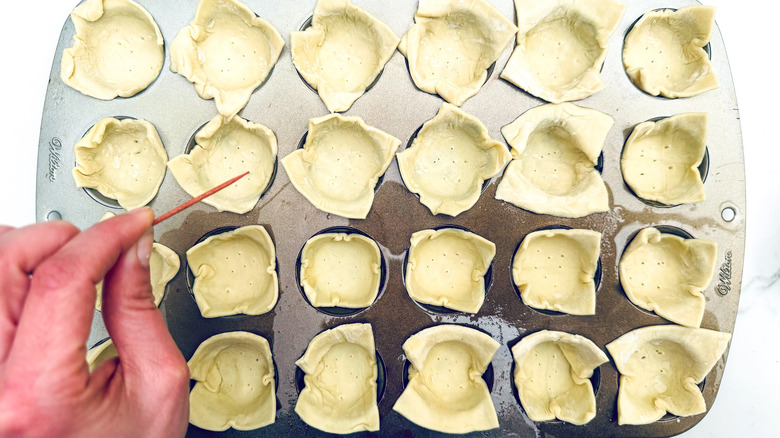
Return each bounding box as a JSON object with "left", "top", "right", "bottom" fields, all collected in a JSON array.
[{"left": 1, "top": 1, "right": 777, "bottom": 436}]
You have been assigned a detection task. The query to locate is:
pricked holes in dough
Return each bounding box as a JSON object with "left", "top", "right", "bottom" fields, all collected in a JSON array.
[
  {"left": 402, "top": 225, "right": 494, "bottom": 315},
  {"left": 621, "top": 116, "right": 710, "bottom": 208},
  {"left": 185, "top": 226, "right": 280, "bottom": 317},
  {"left": 403, "top": 58, "right": 497, "bottom": 91},
  {"left": 185, "top": 121, "right": 278, "bottom": 199},
  {"left": 622, "top": 9, "right": 712, "bottom": 99},
  {"left": 518, "top": 121, "right": 605, "bottom": 198},
  {"left": 523, "top": 8, "right": 601, "bottom": 90},
  {"left": 401, "top": 330, "right": 495, "bottom": 393},
  {"left": 79, "top": 116, "right": 144, "bottom": 209},
  {"left": 296, "top": 131, "right": 387, "bottom": 196},
  {"left": 295, "top": 16, "right": 387, "bottom": 97},
  {"left": 507, "top": 336, "right": 603, "bottom": 424},
  {"left": 187, "top": 346, "right": 281, "bottom": 396},
  {"left": 294, "top": 344, "right": 387, "bottom": 404},
  {"left": 196, "top": 11, "right": 277, "bottom": 92},
  {"left": 510, "top": 225, "right": 603, "bottom": 317},
  {"left": 399, "top": 124, "right": 507, "bottom": 200},
  {"left": 295, "top": 226, "right": 387, "bottom": 317},
  {"left": 404, "top": 11, "right": 498, "bottom": 91},
  {"left": 618, "top": 225, "right": 695, "bottom": 318}
]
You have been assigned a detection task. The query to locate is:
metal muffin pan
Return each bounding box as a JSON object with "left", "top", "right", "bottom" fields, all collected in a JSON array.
[{"left": 35, "top": 0, "right": 745, "bottom": 436}]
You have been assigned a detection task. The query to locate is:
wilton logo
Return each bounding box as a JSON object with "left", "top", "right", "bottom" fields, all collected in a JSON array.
[
  {"left": 45, "top": 138, "right": 63, "bottom": 183},
  {"left": 716, "top": 250, "right": 733, "bottom": 296}
]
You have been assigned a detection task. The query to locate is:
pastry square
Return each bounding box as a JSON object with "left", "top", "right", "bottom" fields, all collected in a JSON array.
[
  {"left": 619, "top": 227, "right": 718, "bottom": 328},
  {"left": 512, "top": 228, "right": 601, "bottom": 315},
  {"left": 606, "top": 325, "right": 730, "bottom": 425},
  {"left": 399, "top": 0, "right": 517, "bottom": 106},
  {"left": 501, "top": 0, "right": 626, "bottom": 102},
  {"left": 292, "top": 0, "right": 399, "bottom": 112},
  {"left": 496, "top": 103, "right": 612, "bottom": 218},
  {"left": 189, "top": 332, "right": 276, "bottom": 431}
]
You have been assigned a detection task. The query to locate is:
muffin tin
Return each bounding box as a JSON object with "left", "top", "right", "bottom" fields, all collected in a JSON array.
[{"left": 35, "top": 0, "right": 745, "bottom": 436}]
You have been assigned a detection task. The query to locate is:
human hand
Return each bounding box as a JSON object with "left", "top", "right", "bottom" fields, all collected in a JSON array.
[{"left": 0, "top": 209, "right": 189, "bottom": 438}]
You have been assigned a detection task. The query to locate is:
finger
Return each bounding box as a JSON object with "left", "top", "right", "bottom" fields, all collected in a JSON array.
[
  {"left": 7, "top": 209, "right": 154, "bottom": 381},
  {"left": 0, "top": 222, "right": 79, "bottom": 362},
  {"left": 0, "top": 226, "right": 13, "bottom": 237},
  {"left": 102, "top": 228, "right": 189, "bottom": 392},
  {"left": 87, "top": 356, "right": 121, "bottom": 391}
]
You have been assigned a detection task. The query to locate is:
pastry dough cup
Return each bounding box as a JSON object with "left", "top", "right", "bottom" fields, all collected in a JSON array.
[
  {"left": 188, "top": 331, "right": 276, "bottom": 431},
  {"left": 399, "top": 0, "right": 517, "bottom": 106},
  {"left": 623, "top": 6, "right": 719, "bottom": 98},
  {"left": 291, "top": 0, "right": 400, "bottom": 113},
  {"left": 619, "top": 227, "right": 718, "bottom": 328},
  {"left": 73, "top": 117, "right": 168, "bottom": 211},
  {"left": 404, "top": 226, "right": 495, "bottom": 314},
  {"left": 622, "top": 113, "right": 708, "bottom": 207},
  {"left": 496, "top": 103, "right": 612, "bottom": 218},
  {"left": 501, "top": 0, "right": 626, "bottom": 103},
  {"left": 61, "top": 0, "right": 164, "bottom": 100},
  {"left": 510, "top": 330, "right": 608, "bottom": 425},
  {"left": 185, "top": 226, "right": 279, "bottom": 318},
  {"left": 168, "top": 114, "right": 278, "bottom": 214},
  {"left": 294, "top": 323, "right": 381, "bottom": 434},
  {"left": 296, "top": 227, "right": 386, "bottom": 314},
  {"left": 393, "top": 324, "right": 500, "bottom": 434},
  {"left": 282, "top": 114, "right": 400, "bottom": 219},
  {"left": 397, "top": 103, "right": 512, "bottom": 216},
  {"left": 606, "top": 325, "right": 730, "bottom": 425},
  {"left": 511, "top": 227, "right": 602, "bottom": 316},
  {"left": 170, "top": 0, "right": 285, "bottom": 116}
]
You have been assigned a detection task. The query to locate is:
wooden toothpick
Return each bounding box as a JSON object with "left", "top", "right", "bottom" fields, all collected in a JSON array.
[{"left": 152, "top": 171, "right": 250, "bottom": 226}]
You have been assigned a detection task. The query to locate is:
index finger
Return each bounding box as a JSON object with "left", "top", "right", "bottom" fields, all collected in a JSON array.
[{"left": 7, "top": 208, "right": 154, "bottom": 381}]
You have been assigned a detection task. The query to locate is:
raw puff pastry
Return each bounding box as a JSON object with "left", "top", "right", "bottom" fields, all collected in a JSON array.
[
  {"left": 405, "top": 228, "right": 495, "bottom": 313},
  {"left": 496, "top": 103, "right": 612, "bottom": 218},
  {"left": 623, "top": 6, "right": 719, "bottom": 98},
  {"left": 295, "top": 323, "right": 379, "bottom": 433},
  {"left": 168, "top": 114, "right": 278, "bottom": 214},
  {"left": 189, "top": 332, "right": 276, "bottom": 431},
  {"left": 393, "top": 325, "right": 500, "bottom": 434},
  {"left": 86, "top": 339, "right": 118, "bottom": 372},
  {"left": 300, "top": 232, "right": 382, "bottom": 308},
  {"left": 512, "top": 228, "right": 601, "bottom": 315},
  {"left": 187, "top": 226, "right": 278, "bottom": 318},
  {"left": 511, "top": 330, "right": 608, "bottom": 425},
  {"left": 622, "top": 113, "right": 707, "bottom": 206},
  {"left": 61, "top": 0, "right": 164, "bottom": 100},
  {"left": 619, "top": 228, "right": 718, "bottom": 328},
  {"left": 397, "top": 103, "right": 512, "bottom": 216},
  {"left": 73, "top": 117, "right": 168, "bottom": 210},
  {"left": 171, "top": 0, "right": 285, "bottom": 116},
  {"left": 282, "top": 114, "right": 400, "bottom": 219},
  {"left": 399, "top": 0, "right": 517, "bottom": 106},
  {"left": 292, "top": 0, "right": 400, "bottom": 112},
  {"left": 606, "top": 325, "right": 730, "bottom": 425},
  {"left": 501, "top": 0, "right": 626, "bottom": 103}
]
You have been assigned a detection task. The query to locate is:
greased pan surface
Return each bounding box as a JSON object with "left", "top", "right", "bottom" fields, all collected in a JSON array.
[{"left": 35, "top": 0, "right": 745, "bottom": 436}]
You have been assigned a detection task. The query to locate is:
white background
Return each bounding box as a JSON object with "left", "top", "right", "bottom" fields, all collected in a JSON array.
[{"left": 0, "top": 1, "right": 777, "bottom": 437}]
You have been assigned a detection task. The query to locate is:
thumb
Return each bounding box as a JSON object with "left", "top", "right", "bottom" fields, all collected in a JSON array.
[{"left": 101, "top": 225, "right": 189, "bottom": 391}]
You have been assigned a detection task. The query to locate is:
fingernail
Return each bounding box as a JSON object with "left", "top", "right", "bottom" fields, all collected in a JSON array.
[
  {"left": 137, "top": 228, "right": 154, "bottom": 267},
  {"left": 129, "top": 207, "right": 154, "bottom": 222}
]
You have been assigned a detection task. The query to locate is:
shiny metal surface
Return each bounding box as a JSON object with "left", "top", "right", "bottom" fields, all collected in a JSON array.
[{"left": 35, "top": 0, "right": 745, "bottom": 436}]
